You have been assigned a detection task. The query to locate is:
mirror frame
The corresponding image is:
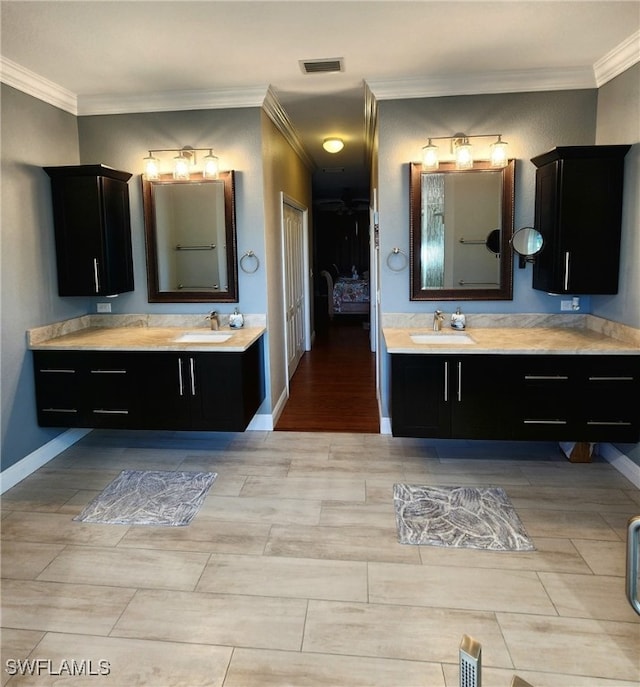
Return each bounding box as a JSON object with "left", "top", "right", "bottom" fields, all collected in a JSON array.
[
  {"left": 142, "top": 170, "right": 238, "bottom": 303},
  {"left": 409, "top": 159, "right": 515, "bottom": 301}
]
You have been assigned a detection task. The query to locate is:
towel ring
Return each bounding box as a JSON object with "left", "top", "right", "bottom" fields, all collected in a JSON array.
[
  {"left": 387, "top": 247, "right": 408, "bottom": 272},
  {"left": 240, "top": 250, "right": 260, "bottom": 273}
]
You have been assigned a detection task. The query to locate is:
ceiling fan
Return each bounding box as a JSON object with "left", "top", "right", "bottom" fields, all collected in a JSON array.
[{"left": 315, "top": 190, "right": 370, "bottom": 215}]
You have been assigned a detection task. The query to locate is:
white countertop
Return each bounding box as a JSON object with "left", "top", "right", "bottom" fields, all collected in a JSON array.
[
  {"left": 27, "top": 315, "right": 265, "bottom": 353},
  {"left": 382, "top": 326, "right": 640, "bottom": 355}
]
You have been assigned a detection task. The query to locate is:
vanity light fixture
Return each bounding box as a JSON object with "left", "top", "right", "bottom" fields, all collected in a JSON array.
[
  {"left": 143, "top": 147, "right": 220, "bottom": 180},
  {"left": 323, "top": 137, "right": 344, "bottom": 154},
  {"left": 421, "top": 133, "right": 509, "bottom": 171}
]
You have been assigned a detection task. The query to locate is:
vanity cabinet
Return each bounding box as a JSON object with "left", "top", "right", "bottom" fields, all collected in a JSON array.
[
  {"left": 34, "top": 351, "right": 136, "bottom": 428},
  {"left": 135, "top": 344, "right": 263, "bottom": 432},
  {"left": 390, "top": 355, "right": 510, "bottom": 438},
  {"left": 44, "top": 165, "right": 134, "bottom": 297},
  {"left": 511, "top": 355, "right": 640, "bottom": 441},
  {"left": 531, "top": 145, "right": 630, "bottom": 295},
  {"left": 33, "top": 342, "right": 264, "bottom": 432},
  {"left": 390, "top": 352, "right": 640, "bottom": 442}
]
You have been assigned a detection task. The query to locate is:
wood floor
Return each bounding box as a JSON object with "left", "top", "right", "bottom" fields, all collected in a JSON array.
[{"left": 275, "top": 317, "right": 379, "bottom": 433}]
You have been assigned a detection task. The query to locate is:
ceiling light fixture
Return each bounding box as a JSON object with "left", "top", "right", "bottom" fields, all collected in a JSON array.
[
  {"left": 143, "top": 147, "right": 220, "bottom": 180},
  {"left": 323, "top": 137, "right": 344, "bottom": 154},
  {"left": 422, "top": 133, "right": 509, "bottom": 171}
]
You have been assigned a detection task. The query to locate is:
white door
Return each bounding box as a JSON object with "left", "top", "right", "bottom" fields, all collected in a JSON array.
[{"left": 282, "top": 199, "right": 308, "bottom": 381}]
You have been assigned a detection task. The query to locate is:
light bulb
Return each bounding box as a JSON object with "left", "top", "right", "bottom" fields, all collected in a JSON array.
[
  {"left": 422, "top": 140, "right": 439, "bottom": 170},
  {"left": 490, "top": 135, "right": 509, "bottom": 167},
  {"left": 322, "top": 138, "right": 344, "bottom": 153},
  {"left": 455, "top": 138, "right": 473, "bottom": 170},
  {"left": 143, "top": 153, "right": 160, "bottom": 180},
  {"left": 202, "top": 151, "right": 219, "bottom": 179},
  {"left": 173, "top": 154, "right": 190, "bottom": 180}
]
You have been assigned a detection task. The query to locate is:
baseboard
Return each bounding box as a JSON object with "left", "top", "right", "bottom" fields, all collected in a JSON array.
[
  {"left": 598, "top": 442, "right": 640, "bottom": 489},
  {"left": 246, "top": 414, "right": 274, "bottom": 431},
  {"left": 0, "top": 428, "right": 91, "bottom": 494}
]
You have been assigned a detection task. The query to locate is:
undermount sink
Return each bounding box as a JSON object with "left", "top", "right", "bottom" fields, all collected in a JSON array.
[
  {"left": 410, "top": 332, "right": 476, "bottom": 345},
  {"left": 174, "top": 331, "right": 233, "bottom": 343}
]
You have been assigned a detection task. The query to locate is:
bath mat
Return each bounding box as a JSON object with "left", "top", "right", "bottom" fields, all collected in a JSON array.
[
  {"left": 74, "top": 470, "right": 217, "bottom": 526},
  {"left": 393, "top": 484, "right": 534, "bottom": 551}
]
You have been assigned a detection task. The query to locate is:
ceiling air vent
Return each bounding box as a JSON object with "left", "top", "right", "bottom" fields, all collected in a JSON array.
[{"left": 299, "top": 58, "right": 344, "bottom": 75}]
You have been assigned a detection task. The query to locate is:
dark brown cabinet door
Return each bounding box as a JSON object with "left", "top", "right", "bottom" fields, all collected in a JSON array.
[
  {"left": 531, "top": 145, "right": 630, "bottom": 295},
  {"left": 44, "top": 165, "right": 134, "bottom": 297}
]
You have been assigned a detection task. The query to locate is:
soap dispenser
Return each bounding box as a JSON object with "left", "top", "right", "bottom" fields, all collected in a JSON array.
[
  {"left": 451, "top": 306, "right": 466, "bottom": 330},
  {"left": 229, "top": 307, "right": 244, "bottom": 329}
]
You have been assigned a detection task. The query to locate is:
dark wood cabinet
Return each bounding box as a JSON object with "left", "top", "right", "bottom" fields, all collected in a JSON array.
[
  {"left": 44, "top": 165, "right": 134, "bottom": 297},
  {"left": 34, "top": 351, "right": 134, "bottom": 428},
  {"left": 390, "top": 352, "right": 640, "bottom": 442},
  {"left": 531, "top": 145, "right": 630, "bottom": 295},
  {"left": 390, "top": 354, "right": 510, "bottom": 438},
  {"left": 135, "top": 344, "right": 264, "bottom": 431},
  {"left": 33, "top": 342, "right": 264, "bottom": 432}
]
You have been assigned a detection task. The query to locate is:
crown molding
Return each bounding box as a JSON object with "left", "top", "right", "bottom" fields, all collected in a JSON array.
[
  {"left": 367, "top": 66, "right": 597, "bottom": 101},
  {"left": 262, "top": 86, "right": 315, "bottom": 171},
  {"left": 77, "top": 84, "right": 270, "bottom": 115},
  {"left": 594, "top": 30, "right": 640, "bottom": 87},
  {"left": 0, "top": 56, "right": 77, "bottom": 114}
]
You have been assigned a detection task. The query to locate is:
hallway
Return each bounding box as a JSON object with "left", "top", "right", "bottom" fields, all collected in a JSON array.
[{"left": 276, "top": 318, "right": 379, "bottom": 433}]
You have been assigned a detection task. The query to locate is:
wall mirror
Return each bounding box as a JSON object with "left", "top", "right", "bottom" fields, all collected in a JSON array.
[
  {"left": 142, "top": 171, "right": 238, "bottom": 302},
  {"left": 409, "top": 160, "right": 515, "bottom": 301}
]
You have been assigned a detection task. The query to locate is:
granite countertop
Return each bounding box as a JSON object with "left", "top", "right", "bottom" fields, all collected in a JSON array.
[
  {"left": 383, "top": 326, "right": 640, "bottom": 355},
  {"left": 27, "top": 315, "right": 266, "bottom": 353}
]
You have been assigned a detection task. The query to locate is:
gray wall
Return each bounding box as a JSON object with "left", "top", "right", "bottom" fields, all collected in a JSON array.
[
  {"left": 595, "top": 63, "right": 640, "bottom": 465},
  {"left": 1, "top": 85, "right": 86, "bottom": 470}
]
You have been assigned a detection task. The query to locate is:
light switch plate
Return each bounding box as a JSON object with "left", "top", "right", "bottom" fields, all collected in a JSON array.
[
  {"left": 560, "top": 300, "right": 573, "bottom": 311},
  {"left": 97, "top": 303, "right": 112, "bottom": 313}
]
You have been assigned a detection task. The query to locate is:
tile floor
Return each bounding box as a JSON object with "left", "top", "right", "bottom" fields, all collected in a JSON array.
[{"left": 1, "top": 430, "right": 639, "bottom": 686}]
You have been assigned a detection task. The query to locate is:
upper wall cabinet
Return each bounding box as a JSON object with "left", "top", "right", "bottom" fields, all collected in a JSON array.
[
  {"left": 44, "top": 165, "right": 134, "bottom": 297},
  {"left": 531, "top": 145, "right": 630, "bottom": 295}
]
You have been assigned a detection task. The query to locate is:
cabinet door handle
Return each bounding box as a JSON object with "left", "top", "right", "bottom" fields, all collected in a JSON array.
[
  {"left": 189, "top": 357, "right": 196, "bottom": 396},
  {"left": 92, "top": 409, "right": 129, "bottom": 415},
  {"left": 457, "top": 361, "right": 462, "bottom": 402},
  {"left": 524, "top": 375, "right": 569, "bottom": 380},
  {"left": 523, "top": 419, "right": 567, "bottom": 425},
  {"left": 39, "top": 368, "right": 76, "bottom": 374},
  {"left": 177, "top": 358, "right": 185, "bottom": 396},
  {"left": 93, "top": 258, "right": 100, "bottom": 293},
  {"left": 443, "top": 361, "right": 449, "bottom": 402},
  {"left": 90, "top": 369, "right": 127, "bottom": 374},
  {"left": 588, "top": 376, "right": 634, "bottom": 381},
  {"left": 42, "top": 407, "right": 77, "bottom": 413},
  {"left": 587, "top": 420, "right": 632, "bottom": 426},
  {"left": 563, "top": 251, "right": 570, "bottom": 291}
]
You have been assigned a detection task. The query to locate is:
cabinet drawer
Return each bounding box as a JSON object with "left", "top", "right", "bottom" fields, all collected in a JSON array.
[
  {"left": 34, "top": 352, "right": 83, "bottom": 425},
  {"left": 85, "top": 353, "right": 134, "bottom": 427}
]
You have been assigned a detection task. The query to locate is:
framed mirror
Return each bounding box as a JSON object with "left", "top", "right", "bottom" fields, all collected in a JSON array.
[
  {"left": 409, "top": 160, "right": 515, "bottom": 301},
  {"left": 142, "top": 171, "right": 238, "bottom": 302}
]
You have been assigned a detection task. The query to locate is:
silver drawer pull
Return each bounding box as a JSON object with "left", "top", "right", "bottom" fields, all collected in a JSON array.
[
  {"left": 588, "top": 376, "right": 633, "bottom": 381},
  {"left": 40, "top": 369, "right": 75, "bottom": 374},
  {"left": 523, "top": 419, "right": 567, "bottom": 425},
  {"left": 42, "top": 407, "right": 77, "bottom": 413},
  {"left": 91, "top": 369, "right": 127, "bottom": 374},
  {"left": 587, "top": 420, "right": 632, "bottom": 426},
  {"left": 524, "top": 375, "right": 569, "bottom": 380},
  {"left": 92, "top": 409, "right": 129, "bottom": 415}
]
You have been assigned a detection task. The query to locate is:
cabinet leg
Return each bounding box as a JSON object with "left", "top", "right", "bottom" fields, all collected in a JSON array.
[{"left": 559, "top": 441, "right": 594, "bottom": 463}]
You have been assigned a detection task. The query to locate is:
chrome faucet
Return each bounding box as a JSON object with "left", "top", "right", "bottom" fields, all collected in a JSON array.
[
  {"left": 433, "top": 310, "right": 445, "bottom": 331},
  {"left": 207, "top": 311, "right": 220, "bottom": 330}
]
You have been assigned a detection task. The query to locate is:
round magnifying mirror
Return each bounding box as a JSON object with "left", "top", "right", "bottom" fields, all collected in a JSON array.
[{"left": 511, "top": 226, "right": 544, "bottom": 258}]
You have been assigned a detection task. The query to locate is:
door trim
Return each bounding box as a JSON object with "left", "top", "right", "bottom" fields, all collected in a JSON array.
[{"left": 280, "top": 193, "right": 311, "bottom": 391}]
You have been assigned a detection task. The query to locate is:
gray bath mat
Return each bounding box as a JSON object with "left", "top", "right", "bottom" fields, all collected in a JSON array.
[
  {"left": 74, "top": 470, "right": 217, "bottom": 526},
  {"left": 394, "top": 484, "right": 535, "bottom": 551}
]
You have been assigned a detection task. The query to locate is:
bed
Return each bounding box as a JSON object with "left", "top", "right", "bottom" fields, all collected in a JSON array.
[{"left": 321, "top": 271, "right": 370, "bottom": 318}]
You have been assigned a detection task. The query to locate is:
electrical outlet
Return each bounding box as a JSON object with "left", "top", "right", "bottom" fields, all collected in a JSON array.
[
  {"left": 97, "top": 303, "right": 111, "bottom": 313},
  {"left": 560, "top": 300, "right": 573, "bottom": 311}
]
